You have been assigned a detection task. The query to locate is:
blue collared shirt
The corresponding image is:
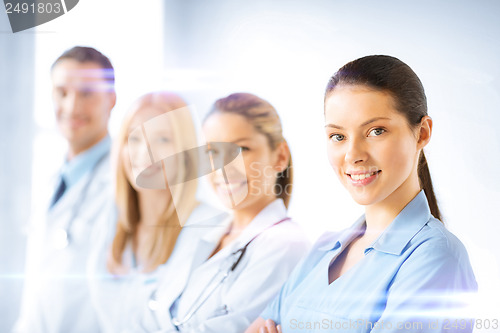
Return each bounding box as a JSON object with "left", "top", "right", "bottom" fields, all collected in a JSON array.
[
  {"left": 59, "top": 136, "right": 111, "bottom": 189},
  {"left": 261, "top": 191, "right": 478, "bottom": 332}
]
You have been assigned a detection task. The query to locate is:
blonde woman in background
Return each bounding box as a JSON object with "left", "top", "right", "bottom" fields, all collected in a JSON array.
[
  {"left": 138, "top": 92, "right": 310, "bottom": 332},
  {"left": 87, "top": 91, "right": 225, "bottom": 333}
]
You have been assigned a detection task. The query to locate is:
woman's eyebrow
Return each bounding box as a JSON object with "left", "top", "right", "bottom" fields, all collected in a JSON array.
[
  {"left": 208, "top": 138, "right": 251, "bottom": 144},
  {"left": 325, "top": 123, "right": 344, "bottom": 129},
  {"left": 360, "top": 117, "right": 390, "bottom": 126},
  {"left": 233, "top": 138, "right": 251, "bottom": 143},
  {"left": 325, "top": 117, "right": 390, "bottom": 129}
]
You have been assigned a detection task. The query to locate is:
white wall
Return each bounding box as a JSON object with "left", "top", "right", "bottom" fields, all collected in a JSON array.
[{"left": 0, "top": 9, "right": 35, "bottom": 332}]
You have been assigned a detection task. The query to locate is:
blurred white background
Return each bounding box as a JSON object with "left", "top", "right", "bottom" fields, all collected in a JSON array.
[{"left": 1, "top": 0, "right": 499, "bottom": 331}]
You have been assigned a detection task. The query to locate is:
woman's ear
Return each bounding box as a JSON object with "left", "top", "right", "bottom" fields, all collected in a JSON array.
[
  {"left": 274, "top": 141, "right": 290, "bottom": 173},
  {"left": 417, "top": 116, "right": 433, "bottom": 150}
]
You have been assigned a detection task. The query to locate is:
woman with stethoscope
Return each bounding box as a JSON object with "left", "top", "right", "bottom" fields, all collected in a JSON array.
[
  {"left": 87, "top": 91, "right": 226, "bottom": 333},
  {"left": 136, "top": 92, "right": 311, "bottom": 332}
]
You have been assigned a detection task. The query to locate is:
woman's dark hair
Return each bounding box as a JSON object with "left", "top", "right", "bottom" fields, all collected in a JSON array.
[
  {"left": 205, "top": 93, "right": 293, "bottom": 208},
  {"left": 325, "top": 55, "right": 442, "bottom": 221}
]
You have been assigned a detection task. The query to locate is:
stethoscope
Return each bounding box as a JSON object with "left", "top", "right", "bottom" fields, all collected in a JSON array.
[
  {"left": 50, "top": 152, "right": 108, "bottom": 250},
  {"left": 145, "top": 217, "right": 291, "bottom": 330}
]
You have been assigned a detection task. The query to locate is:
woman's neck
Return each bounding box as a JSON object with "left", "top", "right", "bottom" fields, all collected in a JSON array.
[
  {"left": 132, "top": 189, "right": 172, "bottom": 267},
  {"left": 364, "top": 175, "right": 420, "bottom": 241},
  {"left": 232, "top": 196, "right": 276, "bottom": 231},
  {"left": 137, "top": 189, "right": 171, "bottom": 226}
]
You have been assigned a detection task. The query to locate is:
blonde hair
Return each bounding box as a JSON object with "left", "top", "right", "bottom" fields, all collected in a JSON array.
[
  {"left": 108, "top": 92, "right": 199, "bottom": 273},
  {"left": 206, "top": 92, "right": 293, "bottom": 208}
]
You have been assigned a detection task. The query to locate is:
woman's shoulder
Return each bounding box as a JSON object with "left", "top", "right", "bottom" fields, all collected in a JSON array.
[
  {"left": 231, "top": 220, "right": 310, "bottom": 285},
  {"left": 88, "top": 203, "right": 119, "bottom": 255},
  {"left": 258, "top": 218, "right": 311, "bottom": 246},
  {"left": 398, "top": 216, "right": 477, "bottom": 290},
  {"left": 243, "top": 218, "right": 311, "bottom": 267},
  {"left": 411, "top": 216, "right": 471, "bottom": 262}
]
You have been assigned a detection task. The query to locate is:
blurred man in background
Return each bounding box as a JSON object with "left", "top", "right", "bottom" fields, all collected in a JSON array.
[{"left": 13, "top": 46, "right": 116, "bottom": 333}]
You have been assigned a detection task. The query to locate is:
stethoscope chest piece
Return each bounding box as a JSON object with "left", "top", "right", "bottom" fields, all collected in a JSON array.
[
  {"left": 148, "top": 298, "right": 160, "bottom": 311},
  {"left": 52, "top": 228, "right": 70, "bottom": 250}
]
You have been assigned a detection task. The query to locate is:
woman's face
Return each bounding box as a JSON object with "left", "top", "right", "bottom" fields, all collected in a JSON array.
[
  {"left": 203, "top": 112, "right": 282, "bottom": 211},
  {"left": 121, "top": 106, "right": 177, "bottom": 191},
  {"left": 324, "top": 85, "right": 422, "bottom": 207}
]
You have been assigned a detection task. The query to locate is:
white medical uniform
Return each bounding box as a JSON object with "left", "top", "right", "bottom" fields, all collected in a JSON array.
[
  {"left": 13, "top": 136, "right": 113, "bottom": 333},
  {"left": 140, "top": 198, "right": 311, "bottom": 333},
  {"left": 87, "top": 202, "right": 227, "bottom": 333}
]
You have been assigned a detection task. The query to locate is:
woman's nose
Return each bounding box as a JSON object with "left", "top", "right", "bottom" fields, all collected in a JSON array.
[{"left": 344, "top": 138, "right": 368, "bottom": 164}]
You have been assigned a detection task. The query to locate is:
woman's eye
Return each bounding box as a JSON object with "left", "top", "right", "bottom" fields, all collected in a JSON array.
[
  {"left": 239, "top": 146, "right": 250, "bottom": 152},
  {"left": 157, "top": 136, "right": 170, "bottom": 143},
  {"left": 128, "top": 136, "right": 141, "bottom": 143},
  {"left": 329, "top": 134, "right": 345, "bottom": 142},
  {"left": 368, "top": 128, "right": 386, "bottom": 137}
]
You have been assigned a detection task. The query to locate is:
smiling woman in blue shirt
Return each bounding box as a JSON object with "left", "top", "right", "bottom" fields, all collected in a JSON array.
[{"left": 247, "top": 55, "right": 478, "bottom": 333}]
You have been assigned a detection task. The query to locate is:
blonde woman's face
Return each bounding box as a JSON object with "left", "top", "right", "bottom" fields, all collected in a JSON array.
[
  {"left": 122, "top": 106, "right": 177, "bottom": 191},
  {"left": 203, "top": 112, "right": 282, "bottom": 211}
]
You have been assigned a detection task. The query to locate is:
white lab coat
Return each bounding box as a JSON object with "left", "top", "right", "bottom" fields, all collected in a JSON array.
[
  {"left": 87, "top": 202, "right": 228, "bottom": 333},
  {"left": 139, "top": 199, "right": 311, "bottom": 333},
  {"left": 13, "top": 153, "right": 113, "bottom": 333}
]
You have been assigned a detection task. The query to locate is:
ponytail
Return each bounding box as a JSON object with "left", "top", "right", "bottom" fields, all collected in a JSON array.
[
  {"left": 418, "top": 151, "right": 442, "bottom": 221},
  {"left": 275, "top": 153, "right": 293, "bottom": 209}
]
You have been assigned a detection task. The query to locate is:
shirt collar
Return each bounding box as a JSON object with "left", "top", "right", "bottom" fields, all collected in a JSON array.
[
  {"left": 233, "top": 198, "right": 288, "bottom": 248},
  {"left": 317, "top": 190, "right": 431, "bottom": 256},
  {"left": 318, "top": 215, "right": 366, "bottom": 252},
  {"left": 369, "top": 190, "right": 431, "bottom": 255},
  {"left": 201, "top": 198, "right": 288, "bottom": 249},
  {"left": 60, "top": 135, "right": 111, "bottom": 188}
]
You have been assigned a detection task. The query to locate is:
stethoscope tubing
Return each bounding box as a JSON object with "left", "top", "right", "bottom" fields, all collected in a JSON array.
[{"left": 167, "top": 216, "right": 291, "bottom": 329}]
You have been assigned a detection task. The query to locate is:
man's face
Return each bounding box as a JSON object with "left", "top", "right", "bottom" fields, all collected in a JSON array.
[{"left": 51, "top": 59, "right": 116, "bottom": 158}]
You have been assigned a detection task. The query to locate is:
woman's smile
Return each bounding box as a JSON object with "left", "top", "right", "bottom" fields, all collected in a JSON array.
[{"left": 346, "top": 170, "right": 381, "bottom": 186}]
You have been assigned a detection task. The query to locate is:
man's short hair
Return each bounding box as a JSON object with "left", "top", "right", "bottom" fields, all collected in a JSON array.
[{"left": 52, "top": 46, "right": 115, "bottom": 89}]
